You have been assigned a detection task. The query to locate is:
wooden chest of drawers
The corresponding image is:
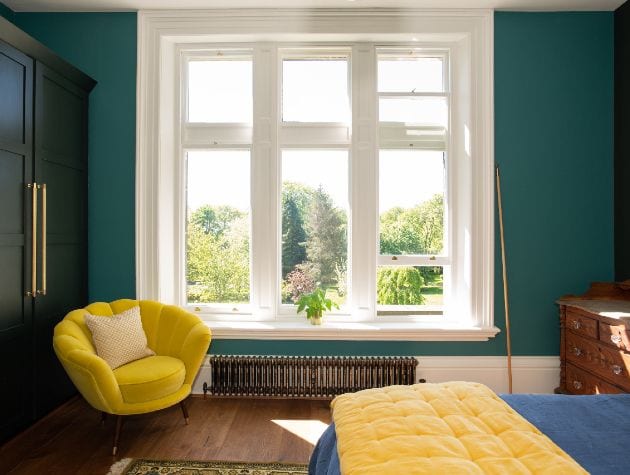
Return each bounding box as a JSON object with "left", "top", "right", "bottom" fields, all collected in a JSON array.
[{"left": 558, "top": 282, "right": 630, "bottom": 394}]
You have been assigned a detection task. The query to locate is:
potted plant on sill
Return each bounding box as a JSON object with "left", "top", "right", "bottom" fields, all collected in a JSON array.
[{"left": 296, "top": 288, "right": 339, "bottom": 325}]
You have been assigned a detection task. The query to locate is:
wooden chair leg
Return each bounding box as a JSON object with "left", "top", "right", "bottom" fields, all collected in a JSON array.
[
  {"left": 180, "top": 400, "right": 190, "bottom": 425},
  {"left": 112, "top": 415, "right": 123, "bottom": 455}
]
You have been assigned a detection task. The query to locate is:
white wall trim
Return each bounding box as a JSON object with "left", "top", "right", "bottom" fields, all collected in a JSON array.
[
  {"left": 136, "top": 10, "right": 173, "bottom": 301},
  {"left": 192, "top": 355, "right": 560, "bottom": 394},
  {"left": 417, "top": 356, "right": 560, "bottom": 394},
  {"left": 7, "top": 1, "right": 625, "bottom": 14},
  {"left": 204, "top": 320, "right": 501, "bottom": 341}
]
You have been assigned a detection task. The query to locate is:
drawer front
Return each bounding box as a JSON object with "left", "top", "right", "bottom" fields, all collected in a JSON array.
[
  {"left": 597, "top": 344, "right": 630, "bottom": 391},
  {"left": 566, "top": 332, "right": 630, "bottom": 391},
  {"left": 566, "top": 332, "right": 602, "bottom": 371},
  {"left": 565, "top": 309, "right": 598, "bottom": 339},
  {"left": 599, "top": 321, "right": 630, "bottom": 351},
  {"left": 565, "top": 363, "right": 624, "bottom": 394}
]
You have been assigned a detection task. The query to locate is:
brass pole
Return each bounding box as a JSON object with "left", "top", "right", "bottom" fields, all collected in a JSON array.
[{"left": 496, "top": 165, "right": 513, "bottom": 394}]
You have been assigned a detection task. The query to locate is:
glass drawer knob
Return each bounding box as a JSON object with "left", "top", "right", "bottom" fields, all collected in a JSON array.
[
  {"left": 572, "top": 347, "right": 583, "bottom": 356},
  {"left": 573, "top": 380, "right": 583, "bottom": 390},
  {"left": 611, "top": 334, "right": 622, "bottom": 344},
  {"left": 572, "top": 320, "right": 581, "bottom": 330},
  {"left": 612, "top": 364, "right": 623, "bottom": 376}
]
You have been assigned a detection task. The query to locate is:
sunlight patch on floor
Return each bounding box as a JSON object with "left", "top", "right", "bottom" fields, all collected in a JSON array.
[{"left": 271, "top": 419, "right": 330, "bottom": 445}]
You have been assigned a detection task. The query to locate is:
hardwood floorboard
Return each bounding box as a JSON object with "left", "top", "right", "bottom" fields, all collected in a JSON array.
[
  {"left": 276, "top": 397, "right": 326, "bottom": 463},
  {"left": 0, "top": 396, "right": 332, "bottom": 474}
]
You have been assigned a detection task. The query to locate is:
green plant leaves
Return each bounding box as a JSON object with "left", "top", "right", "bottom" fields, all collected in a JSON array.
[{"left": 295, "top": 287, "right": 339, "bottom": 318}]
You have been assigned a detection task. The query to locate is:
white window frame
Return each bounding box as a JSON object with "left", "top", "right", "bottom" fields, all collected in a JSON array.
[
  {"left": 376, "top": 48, "right": 451, "bottom": 319},
  {"left": 136, "top": 9, "right": 498, "bottom": 341},
  {"left": 277, "top": 47, "right": 352, "bottom": 318}
]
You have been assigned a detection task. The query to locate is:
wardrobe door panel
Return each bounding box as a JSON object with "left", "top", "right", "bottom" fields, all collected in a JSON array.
[
  {"left": 0, "top": 41, "right": 33, "bottom": 443},
  {"left": 0, "top": 44, "right": 27, "bottom": 145},
  {"left": 40, "top": 73, "right": 85, "bottom": 169},
  {"left": 40, "top": 161, "right": 83, "bottom": 238},
  {"left": 0, "top": 149, "right": 27, "bottom": 235},
  {"left": 0, "top": 334, "right": 31, "bottom": 441},
  {"left": 33, "top": 61, "right": 87, "bottom": 418},
  {"left": 0, "top": 165, "right": 33, "bottom": 440}
]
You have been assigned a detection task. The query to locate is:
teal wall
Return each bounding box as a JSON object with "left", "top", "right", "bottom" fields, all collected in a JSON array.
[
  {"left": 10, "top": 12, "right": 137, "bottom": 302},
  {"left": 494, "top": 11, "right": 614, "bottom": 354},
  {"left": 0, "top": 2, "right": 14, "bottom": 21},
  {"left": 7, "top": 9, "right": 614, "bottom": 356}
]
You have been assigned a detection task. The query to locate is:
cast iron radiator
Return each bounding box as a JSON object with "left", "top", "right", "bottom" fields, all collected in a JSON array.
[{"left": 202, "top": 355, "right": 417, "bottom": 399}]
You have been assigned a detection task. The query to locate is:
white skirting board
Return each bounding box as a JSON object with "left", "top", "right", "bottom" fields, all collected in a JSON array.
[
  {"left": 191, "top": 355, "right": 560, "bottom": 395},
  {"left": 415, "top": 356, "right": 560, "bottom": 394}
]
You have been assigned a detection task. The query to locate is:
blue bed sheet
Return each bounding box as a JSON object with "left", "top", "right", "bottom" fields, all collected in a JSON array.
[{"left": 309, "top": 393, "right": 630, "bottom": 475}]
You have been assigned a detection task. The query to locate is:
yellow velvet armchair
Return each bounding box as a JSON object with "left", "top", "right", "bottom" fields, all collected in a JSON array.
[{"left": 53, "top": 299, "right": 211, "bottom": 454}]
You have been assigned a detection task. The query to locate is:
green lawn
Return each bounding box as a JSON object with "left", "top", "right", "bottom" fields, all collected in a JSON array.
[
  {"left": 324, "top": 271, "right": 444, "bottom": 307},
  {"left": 420, "top": 272, "right": 443, "bottom": 305}
]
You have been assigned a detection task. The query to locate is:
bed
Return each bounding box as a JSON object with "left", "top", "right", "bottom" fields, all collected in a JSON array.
[{"left": 309, "top": 392, "right": 630, "bottom": 475}]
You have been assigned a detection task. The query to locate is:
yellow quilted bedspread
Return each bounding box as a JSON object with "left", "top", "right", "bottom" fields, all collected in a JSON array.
[{"left": 331, "top": 382, "right": 587, "bottom": 475}]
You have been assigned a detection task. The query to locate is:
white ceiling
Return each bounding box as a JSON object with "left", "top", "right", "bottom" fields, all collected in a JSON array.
[{"left": 2, "top": 0, "right": 626, "bottom": 12}]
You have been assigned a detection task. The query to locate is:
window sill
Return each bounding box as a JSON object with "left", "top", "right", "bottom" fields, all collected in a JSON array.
[{"left": 204, "top": 320, "right": 501, "bottom": 341}]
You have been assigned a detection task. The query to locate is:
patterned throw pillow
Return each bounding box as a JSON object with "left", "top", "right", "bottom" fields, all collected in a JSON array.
[{"left": 84, "top": 306, "right": 155, "bottom": 369}]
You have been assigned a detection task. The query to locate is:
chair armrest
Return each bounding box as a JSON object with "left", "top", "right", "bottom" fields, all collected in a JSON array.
[
  {"left": 179, "top": 322, "right": 212, "bottom": 385},
  {"left": 53, "top": 335, "right": 124, "bottom": 413},
  {"left": 153, "top": 305, "right": 211, "bottom": 385}
]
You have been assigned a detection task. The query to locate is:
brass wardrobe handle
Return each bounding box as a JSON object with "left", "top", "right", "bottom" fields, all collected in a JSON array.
[
  {"left": 26, "top": 183, "right": 37, "bottom": 298},
  {"left": 37, "top": 183, "right": 47, "bottom": 296}
]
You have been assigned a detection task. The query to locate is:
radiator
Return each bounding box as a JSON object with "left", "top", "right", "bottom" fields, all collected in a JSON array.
[{"left": 202, "top": 355, "right": 417, "bottom": 399}]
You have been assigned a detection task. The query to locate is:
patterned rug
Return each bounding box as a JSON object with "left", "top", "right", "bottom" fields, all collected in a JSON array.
[{"left": 107, "top": 458, "right": 308, "bottom": 475}]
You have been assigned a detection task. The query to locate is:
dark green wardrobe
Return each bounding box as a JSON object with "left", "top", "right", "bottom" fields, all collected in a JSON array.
[{"left": 0, "top": 16, "right": 95, "bottom": 443}]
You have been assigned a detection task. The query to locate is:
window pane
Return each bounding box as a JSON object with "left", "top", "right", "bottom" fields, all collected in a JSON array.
[
  {"left": 379, "top": 150, "right": 445, "bottom": 256},
  {"left": 379, "top": 97, "right": 447, "bottom": 125},
  {"left": 282, "top": 59, "right": 350, "bottom": 123},
  {"left": 378, "top": 57, "right": 444, "bottom": 93},
  {"left": 377, "top": 266, "right": 444, "bottom": 310},
  {"left": 186, "top": 150, "right": 250, "bottom": 304},
  {"left": 188, "top": 60, "right": 252, "bottom": 123},
  {"left": 281, "top": 150, "right": 348, "bottom": 307}
]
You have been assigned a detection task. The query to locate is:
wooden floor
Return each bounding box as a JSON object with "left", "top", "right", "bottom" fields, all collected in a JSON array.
[{"left": 0, "top": 396, "right": 332, "bottom": 474}]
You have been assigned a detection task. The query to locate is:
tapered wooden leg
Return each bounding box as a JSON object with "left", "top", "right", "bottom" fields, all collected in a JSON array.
[
  {"left": 180, "top": 400, "right": 190, "bottom": 425},
  {"left": 101, "top": 411, "right": 107, "bottom": 426},
  {"left": 112, "top": 415, "right": 123, "bottom": 455}
]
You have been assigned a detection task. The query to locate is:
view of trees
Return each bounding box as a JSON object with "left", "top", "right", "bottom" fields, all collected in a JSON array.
[
  {"left": 377, "top": 267, "right": 426, "bottom": 305},
  {"left": 281, "top": 182, "right": 347, "bottom": 304},
  {"left": 186, "top": 185, "right": 444, "bottom": 307},
  {"left": 187, "top": 205, "right": 250, "bottom": 303},
  {"left": 379, "top": 194, "right": 444, "bottom": 256}
]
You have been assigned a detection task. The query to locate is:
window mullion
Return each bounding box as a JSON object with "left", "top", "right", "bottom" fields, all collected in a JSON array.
[
  {"left": 351, "top": 44, "right": 378, "bottom": 321},
  {"left": 251, "top": 44, "right": 279, "bottom": 320}
]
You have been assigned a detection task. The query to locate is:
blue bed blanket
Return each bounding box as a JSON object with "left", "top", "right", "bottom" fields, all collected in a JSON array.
[{"left": 309, "top": 393, "right": 630, "bottom": 475}]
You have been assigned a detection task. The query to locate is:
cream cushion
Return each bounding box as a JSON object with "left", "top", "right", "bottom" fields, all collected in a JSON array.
[{"left": 84, "top": 306, "right": 155, "bottom": 369}]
